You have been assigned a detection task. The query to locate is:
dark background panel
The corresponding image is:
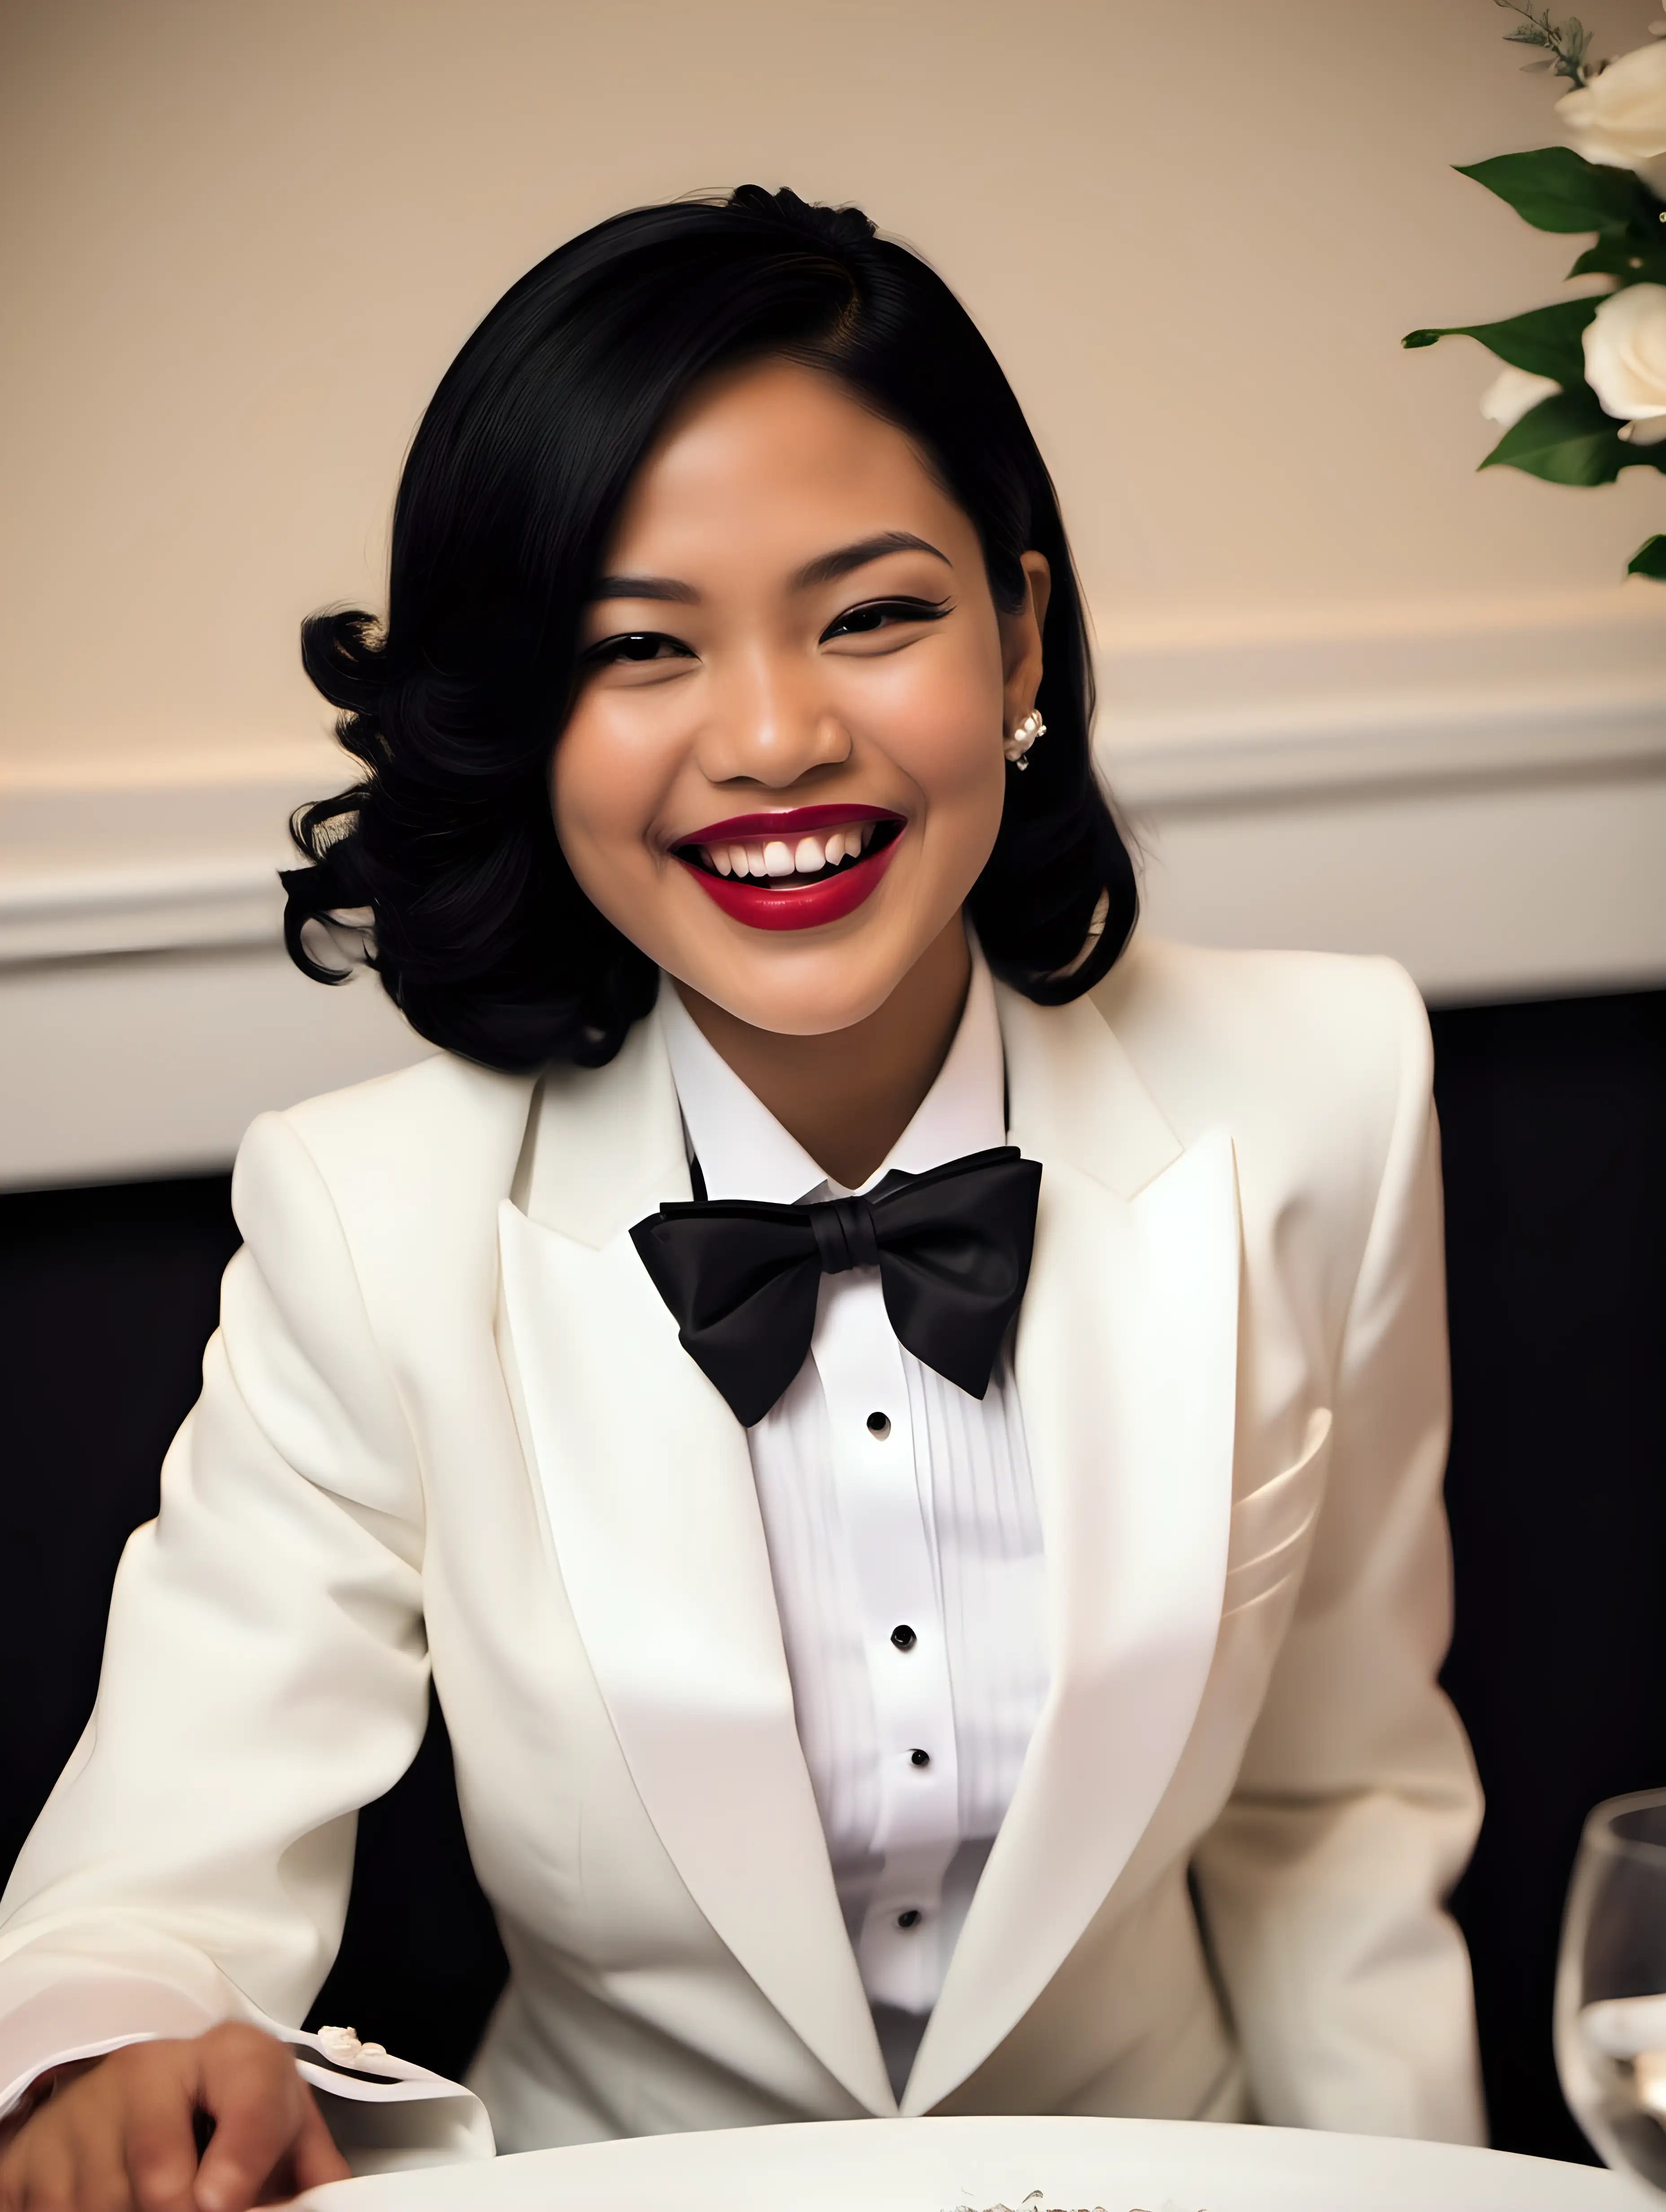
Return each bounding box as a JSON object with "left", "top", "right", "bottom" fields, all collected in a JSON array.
[
  {"left": 1433, "top": 989, "right": 1666, "bottom": 2162},
  {"left": 0, "top": 1177, "right": 241, "bottom": 1885},
  {"left": 0, "top": 1174, "right": 508, "bottom": 2079},
  {"left": 2, "top": 986, "right": 1663, "bottom": 2151}
]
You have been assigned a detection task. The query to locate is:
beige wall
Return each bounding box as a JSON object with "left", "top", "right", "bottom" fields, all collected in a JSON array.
[
  {"left": 5, "top": 0, "right": 1666, "bottom": 1186},
  {"left": 4, "top": 0, "right": 1663, "bottom": 788}
]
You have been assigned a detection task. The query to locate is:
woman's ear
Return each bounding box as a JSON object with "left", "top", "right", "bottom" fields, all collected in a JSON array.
[{"left": 1000, "top": 551, "right": 1052, "bottom": 728}]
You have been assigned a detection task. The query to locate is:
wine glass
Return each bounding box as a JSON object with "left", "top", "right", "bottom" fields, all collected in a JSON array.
[{"left": 1556, "top": 1787, "right": 1666, "bottom": 2197}]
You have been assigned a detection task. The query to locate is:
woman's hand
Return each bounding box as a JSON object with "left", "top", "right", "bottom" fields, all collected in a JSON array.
[{"left": 0, "top": 2022, "right": 350, "bottom": 2211}]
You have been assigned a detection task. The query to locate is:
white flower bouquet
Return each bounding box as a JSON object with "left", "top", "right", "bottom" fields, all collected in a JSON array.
[{"left": 1406, "top": 3, "right": 1666, "bottom": 578}]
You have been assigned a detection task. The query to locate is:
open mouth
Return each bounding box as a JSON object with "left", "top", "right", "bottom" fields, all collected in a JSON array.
[
  {"left": 678, "top": 815, "right": 900, "bottom": 886},
  {"left": 672, "top": 806, "right": 906, "bottom": 931}
]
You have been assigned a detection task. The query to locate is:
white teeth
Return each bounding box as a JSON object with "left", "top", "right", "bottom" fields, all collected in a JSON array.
[{"left": 693, "top": 821, "right": 886, "bottom": 880}]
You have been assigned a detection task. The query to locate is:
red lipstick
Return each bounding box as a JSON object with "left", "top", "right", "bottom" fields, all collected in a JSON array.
[
  {"left": 673, "top": 807, "right": 905, "bottom": 933},
  {"left": 678, "top": 803, "right": 896, "bottom": 843}
]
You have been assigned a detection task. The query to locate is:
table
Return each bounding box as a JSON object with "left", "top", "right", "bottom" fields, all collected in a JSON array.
[{"left": 295, "top": 2111, "right": 1635, "bottom": 2210}]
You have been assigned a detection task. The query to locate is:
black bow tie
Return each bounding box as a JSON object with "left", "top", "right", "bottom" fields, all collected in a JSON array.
[{"left": 631, "top": 1146, "right": 1042, "bottom": 1428}]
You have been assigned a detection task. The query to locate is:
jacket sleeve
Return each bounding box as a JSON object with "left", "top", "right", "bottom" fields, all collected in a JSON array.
[
  {"left": 1189, "top": 965, "right": 1486, "bottom": 2145},
  {"left": 0, "top": 1110, "right": 493, "bottom": 2167}
]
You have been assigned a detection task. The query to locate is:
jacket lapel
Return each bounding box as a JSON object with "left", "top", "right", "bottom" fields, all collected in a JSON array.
[
  {"left": 903, "top": 983, "right": 1241, "bottom": 2114},
  {"left": 495, "top": 1006, "right": 894, "bottom": 2116}
]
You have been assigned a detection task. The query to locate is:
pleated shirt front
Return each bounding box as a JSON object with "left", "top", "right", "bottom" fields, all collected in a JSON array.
[{"left": 658, "top": 952, "right": 1049, "bottom": 2090}]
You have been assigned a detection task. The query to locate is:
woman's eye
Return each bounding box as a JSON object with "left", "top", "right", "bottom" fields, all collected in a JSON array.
[
  {"left": 587, "top": 631, "right": 693, "bottom": 664},
  {"left": 822, "top": 597, "right": 951, "bottom": 642}
]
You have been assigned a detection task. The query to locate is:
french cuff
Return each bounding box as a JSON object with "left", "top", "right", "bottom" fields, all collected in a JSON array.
[
  {"left": 0, "top": 1976, "right": 219, "bottom": 2129},
  {"left": 281, "top": 2022, "right": 495, "bottom": 2172},
  {"left": 0, "top": 1982, "right": 493, "bottom": 2174}
]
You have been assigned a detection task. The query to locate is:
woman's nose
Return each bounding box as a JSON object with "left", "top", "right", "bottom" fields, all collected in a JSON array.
[{"left": 696, "top": 655, "right": 851, "bottom": 787}]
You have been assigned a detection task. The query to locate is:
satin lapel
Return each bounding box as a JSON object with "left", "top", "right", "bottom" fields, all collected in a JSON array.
[
  {"left": 496, "top": 1008, "right": 893, "bottom": 2116},
  {"left": 904, "top": 987, "right": 1241, "bottom": 2114}
]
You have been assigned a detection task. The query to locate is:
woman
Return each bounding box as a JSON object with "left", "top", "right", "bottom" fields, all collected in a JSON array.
[{"left": 0, "top": 187, "right": 1483, "bottom": 2210}]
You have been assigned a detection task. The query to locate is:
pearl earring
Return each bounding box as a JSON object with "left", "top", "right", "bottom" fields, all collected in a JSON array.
[{"left": 1004, "top": 708, "right": 1045, "bottom": 770}]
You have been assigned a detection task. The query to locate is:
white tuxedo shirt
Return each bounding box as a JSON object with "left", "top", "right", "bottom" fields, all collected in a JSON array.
[
  {"left": 659, "top": 956, "right": 1051, "bottom": 2088},
  {"left": 0, "top": 935, "right": 1486, "bottom": 2168}
]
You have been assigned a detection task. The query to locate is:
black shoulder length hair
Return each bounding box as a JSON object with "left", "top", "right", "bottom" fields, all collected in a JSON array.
[{"left": 282, "top": 184, "right": 1137, "bottom": 1071}]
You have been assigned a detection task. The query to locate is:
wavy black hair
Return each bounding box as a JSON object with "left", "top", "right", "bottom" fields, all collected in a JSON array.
[{"left": 282, "top": 184, "right": 1136, "bottom": 1071}]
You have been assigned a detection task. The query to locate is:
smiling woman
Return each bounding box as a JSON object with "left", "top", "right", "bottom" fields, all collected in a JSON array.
[
  {"left": 0, "top": 185, "right": 1486, "bottom": 2211},
  {"left": 548, "top": 348, "right": 1057, "bottom": 1181},
  {"left": 280, "top": 186, "right": 1131, "bottom": 1080}
]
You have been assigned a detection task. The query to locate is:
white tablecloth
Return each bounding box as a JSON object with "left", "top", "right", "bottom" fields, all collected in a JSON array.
[{"left": 295, "top": 2113, "right": 1633, "bottom": 2211}]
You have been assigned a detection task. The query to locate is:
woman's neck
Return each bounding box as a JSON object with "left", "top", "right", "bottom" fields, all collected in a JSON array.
[{"left": 673, "top": 917, "right": 973, "bottom": 1190}]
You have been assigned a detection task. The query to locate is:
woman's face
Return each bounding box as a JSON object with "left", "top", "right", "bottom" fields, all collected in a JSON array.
[{"left": 551, "top": 358, "right": 1049, "bottom": 1036}]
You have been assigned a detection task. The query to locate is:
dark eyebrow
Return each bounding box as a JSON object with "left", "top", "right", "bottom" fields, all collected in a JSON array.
[
  {"left": 792, "top": 531, "right": 951, "bottom": 590},
  {"left": 588, "top": 573, "right": 698, "bottom": 604},
  {"left": 586, "top": 530, "right": 950, "bottom": 608}
]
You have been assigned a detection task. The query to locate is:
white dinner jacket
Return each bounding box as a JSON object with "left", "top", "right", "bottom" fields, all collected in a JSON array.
[{"left": 0, "top": 935, "right": 1485, "bottom": 2166}]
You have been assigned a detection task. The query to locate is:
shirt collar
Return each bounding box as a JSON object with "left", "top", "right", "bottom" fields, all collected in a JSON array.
[{"left": 658, "top": 935, "right": 1007, "bottom": 1205}]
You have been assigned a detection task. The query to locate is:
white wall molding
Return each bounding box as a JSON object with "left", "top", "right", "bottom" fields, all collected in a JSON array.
[
  {"left": 4, "top": 607, "right": 1664, "bottom": 1186},
  {"left": 1103, "top": 686, "right": 1666, "bottom": 813},
  {"left": 1095, "top": 596, "right": 1666, "bottom": 806},
  {"left": 2, "top": 859, "right": 284, "bottom": 964},
  {"left": 0, "top": 772, "right": 318, "bottom": 965}
]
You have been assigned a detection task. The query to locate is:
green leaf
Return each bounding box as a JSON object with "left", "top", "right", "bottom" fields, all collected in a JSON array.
[
  {"left": 1403, "top": 296, "right": 1598, "bottom": 382},
  {"left": 1479, "top": 386, "right": 1627, "bottom": 483},
  {"left": 1567, "top": 233, "right": 1666, "bottom": 282},
  {"left": 1627, "top": 533, "right": 1666, "bottom": 578},
  {"left": 1455, "top": 147, "right": 1654, "bottom": 233}
]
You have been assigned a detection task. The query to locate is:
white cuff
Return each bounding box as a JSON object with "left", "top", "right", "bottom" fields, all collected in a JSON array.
[
  {"left": 0, "top": 1982, "right": 493, "bottom": 2172},
  {"left": 0, "top": 1977, "right": 215, "bottom": 2124}
]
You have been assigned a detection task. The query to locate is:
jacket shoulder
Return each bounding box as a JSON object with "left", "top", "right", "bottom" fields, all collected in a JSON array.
[
  {"left": 232, "top": 1050, "right": 538, "bottom": 1284},
  {"left": 1091, "top": 934, "right": 1430, "bottom": 1205},
  {"left": 1097, "top": 933, "right": 1426, "bottom": 1065},
  {"left": 277, "top": 1049, "right": 533, "bottom": 1172}
]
